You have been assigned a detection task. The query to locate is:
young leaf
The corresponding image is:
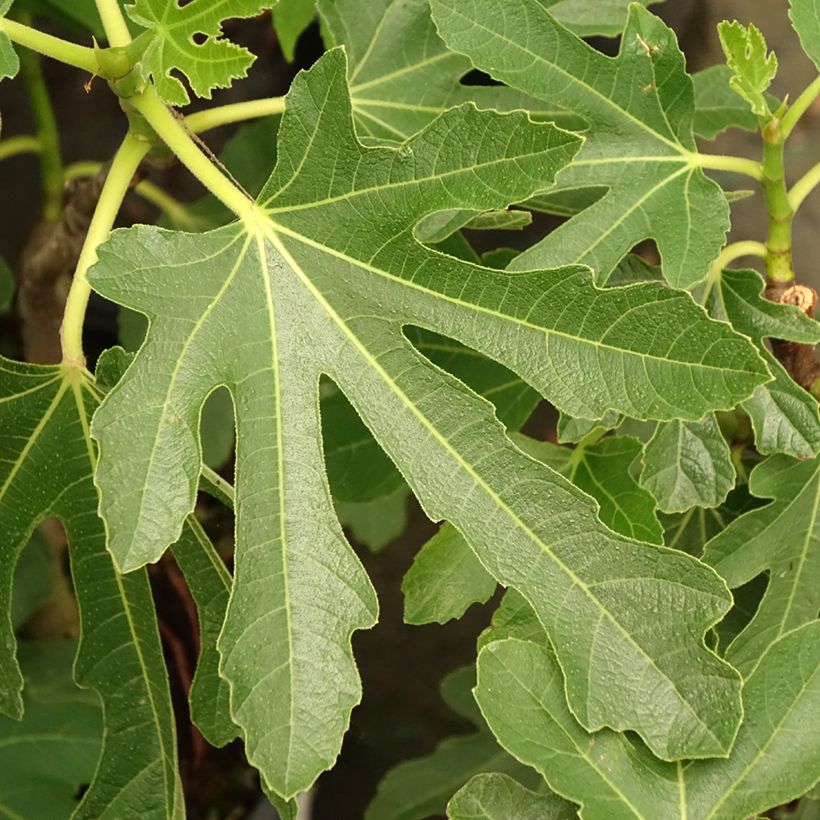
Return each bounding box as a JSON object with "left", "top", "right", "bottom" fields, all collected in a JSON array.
[
  {"left": 709, "top": 267, "right": 820, "bottom": 458},
  {"left": 125, "top": 0, "right": 275, "bottom": 105},
  {"left": 640, "top": 415, "right": 736, "bottom": 513},
  {"left": 403, "top": 522, "right": 497, "bottom": 625},
  {"left": 703, "top": 454, "right": 820, "bottom": 676},
  {"left": 0, "top": 360, "right": 183, "bottom": 818},
  {"left": 366, "top": 667, "right": 542, "bottom": 820},
  {"left": 0, "top": 641, "right": 102, "bottom": 819},
  {"left": 317, "top": 0, "right": 571, "bottom": 142},
  {"left": 272, "top": 0, "right": 314, "bottom": 61},
  {"left": 718, "top": 21, "right": 778, "bottom": 118},
  {"left": 693, "top": 65, "right": 761, "bottom": 139},
  {"left": 431, "top": 0, "right": 730, "bottom": 288},
  {"left": 90, "top": 50, "right": 751, "bottom": 768},
  {"left": 0, "top": 0, "right": 19, "bottom": 80},
  {"left": 447, "top": 773, "right": 576, "bottom": 820},
  {"left": 477, "top": 622, "right": 820, "bottom": 820},
  {"left": 790, "top": 0, "right": 820, "bottom": 69}
]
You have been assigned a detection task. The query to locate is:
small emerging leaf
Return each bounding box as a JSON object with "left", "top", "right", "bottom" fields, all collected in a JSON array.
[
  {"left": 126, "top": 0, "right": 275, "bottom": 105},
  {"left": 718, "top": 20, "right": 778, "bottom": 118}
]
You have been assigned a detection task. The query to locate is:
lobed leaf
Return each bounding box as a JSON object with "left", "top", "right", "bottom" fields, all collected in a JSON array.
[
  {"left": 476, "top": 622, "right": 820, "bottom": 820},
  {"left": 640, "top": 415, "right": 736, "bottom": 513},
  {"left": 703, "top": 454, "right": 820, "bottom": 676},
  {"left": 0, "top": 359, "right": 183, "bottom": 818},
  {"left": 789, "top": 0, "right": 820, "bottom": 70},
  {"left": 709, "top": 267, "right": 820, "bottom": 458},
  {"left": 447, "top": 773, "right": 576, "bottom": 820},
  {"left": 542, "top": 0, "right": 665, "bottom": 38},
  {"left": 125, "top": 0, "right": 275, "bottom": 105},
  {"left": 90, "top": 51, "right": 758, "bottom": 775},
  {"left": 431, "top": 0, "right": 730, "bottom": 288},
  {"left": 718, "top": 21, "right": 778, "bottom": 118}
]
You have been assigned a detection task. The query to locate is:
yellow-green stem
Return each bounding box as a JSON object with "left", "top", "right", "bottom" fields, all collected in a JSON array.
[
  {"left": 130, "top": 87, "right": 256, "bottom": 222},
  {"left": 0, "top": 135, "right": 41, "bottom": 161},
  {"left": 16, "top": 18, "right": 64, "bottom": 220},
  {"left": 60, "top": 132, "right": 149, "bottom": 366},
  {"left": 185, "top": 97, "right": 287, "bottom": 133},
  {"left": 695, "top": 152, "right": 763, "bottom": 181},
  {"left": 789, "top": 161, "right": 820, "bottom": 213},
  {"left": 94, "top": 0, "right": 132, "bottom": 47},
  {"left": 781, "top": 75, "right": 820, "bottom": 140},
  {"left": 0, "top": 17, "right": 97, "bottom": 72},
  {"left": 761, "top": 121, "right": 795, "bottom": 282}
]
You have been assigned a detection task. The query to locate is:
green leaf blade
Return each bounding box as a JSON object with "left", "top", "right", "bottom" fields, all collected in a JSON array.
[
  {"left": 718, "top": 21, "right": 778, "bottom": 118},
  {"left": 126, "top": 0, "right": 275, "bottom": 105},
  {"left": 91, "top": 49, "right": 744, "bottom": 769}
]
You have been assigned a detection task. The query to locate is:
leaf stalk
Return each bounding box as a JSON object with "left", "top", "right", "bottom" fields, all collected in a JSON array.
[
  {"left": 129, "top": 87, "right": 257, "bottom": 223},
  {"left": 0, "top": 17, "right": 97, "bottom": 72},
  {"left": 781, "top": 74, "right": 820, "bottom": 140},
  {"left": 60, "top": 131, "right": 150, "bottom": 366},
  {"left": 184, "top": 96, "right": 286, "bottom": 133},
  {"left": 94, "top": 0, "right": 132, "bottom": 48},
  {"left": 789, "top": 161, "right": 820, "bottom": 213}
]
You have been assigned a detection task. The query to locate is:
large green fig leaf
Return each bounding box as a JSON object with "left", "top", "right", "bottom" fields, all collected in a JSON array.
[
  {"left": 477, "top": 622, "right": 820, "bottom": 820},
  {"left": 125, "top": 0, "right": 275, "bottom": 105},
  {"left": 0, "top": 359, "right": 183, "bottom": 819},
  {"left": 703, "top": 454, "right": 820, "bottom": 676},
  {"left": 709, "top": 267, "right": 820, "bottom": 458},
  {"left": 431, "top": 0, "right": 730, "bottom": 288},
  {"left": 90, "top": 51, "right": 767, "bottom": 782}
]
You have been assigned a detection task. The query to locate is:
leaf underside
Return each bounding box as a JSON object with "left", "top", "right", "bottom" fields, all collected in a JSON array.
[{"left": 87, "top": 49, "right": 764, "bottom": 791}]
